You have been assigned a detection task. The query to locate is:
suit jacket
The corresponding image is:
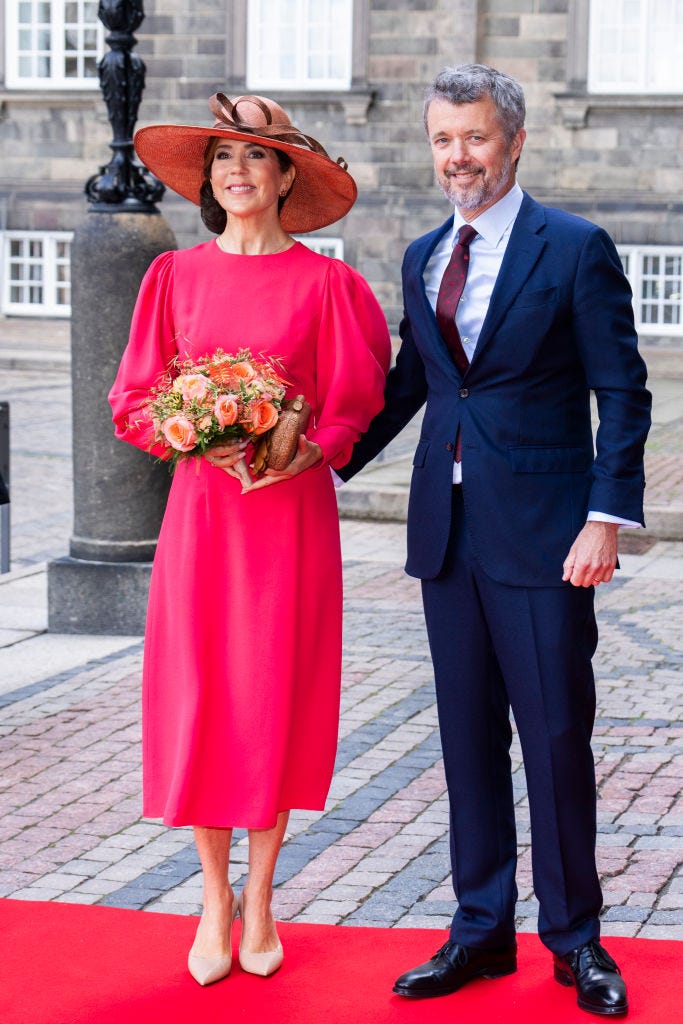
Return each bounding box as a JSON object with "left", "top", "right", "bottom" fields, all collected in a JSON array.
[{"left": 340, "top": 192, "right": 652, "bottom": 585}]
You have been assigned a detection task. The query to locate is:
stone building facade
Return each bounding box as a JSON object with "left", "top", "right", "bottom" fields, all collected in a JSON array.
[{"left": 0, "top": 0, "right": 681, "bottom": 337}]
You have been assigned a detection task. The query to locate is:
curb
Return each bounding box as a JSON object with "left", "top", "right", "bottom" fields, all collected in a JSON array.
[
  {"left": 642, "top": 505, "right": 683, "bottom": 541},
  {"left": 338, "top": 488, "right": 683, "bottom": 542},
  {"left": 0, "top": 350, "right": 70, "bottom": 372}
]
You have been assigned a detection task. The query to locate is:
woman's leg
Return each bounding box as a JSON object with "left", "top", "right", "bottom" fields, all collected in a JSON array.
[
  {"left": 241, "top": 810, "right": 289, "bottom": 952},
  {"left": 190, "top": 825, "right": 234, "bottom": 957}
]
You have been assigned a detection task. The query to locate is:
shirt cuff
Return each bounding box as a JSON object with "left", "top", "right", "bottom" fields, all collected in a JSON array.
[{"left": 587, "top": 511, "right": 641, "bottom": 529}]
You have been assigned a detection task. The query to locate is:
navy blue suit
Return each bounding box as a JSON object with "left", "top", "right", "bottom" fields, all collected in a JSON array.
[{"left": 340, "top": 192, "right": 651, "bottom": 954}]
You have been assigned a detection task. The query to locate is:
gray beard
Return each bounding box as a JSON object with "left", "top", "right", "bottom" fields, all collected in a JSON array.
[{"left": 437, "top": 155, "right": 513, "bottom": 211}]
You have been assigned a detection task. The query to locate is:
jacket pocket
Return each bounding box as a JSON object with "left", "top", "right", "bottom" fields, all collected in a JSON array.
[
  {"left": 508, "top": 445, "right": 591, "bottom": 474},
  {"left": 413, "top": 438, "right": 430, "bottom": 468},
  {"left": 510, "top": 286, "right": 558, "bottom": 310}
]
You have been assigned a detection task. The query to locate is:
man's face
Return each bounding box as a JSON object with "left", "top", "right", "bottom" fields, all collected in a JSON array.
[{"left": 426, "top": 95, "right": 525, "bottom": 219}]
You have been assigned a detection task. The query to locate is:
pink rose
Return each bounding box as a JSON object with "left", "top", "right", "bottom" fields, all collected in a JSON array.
[
  {"left": 214, "top": 393, "right": 239, "bottom": 428},
  {"left": 173, "top": 373, "right": 210, "bottom": 402},
  {"left": 162, "top": 414, "right": 198, "bottom": 452}
]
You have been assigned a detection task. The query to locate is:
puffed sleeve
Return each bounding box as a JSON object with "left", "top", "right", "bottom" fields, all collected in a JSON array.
[
  {"left": 309, "top": 260, "right": 391, "bottom": 469},
  {"left": 108, "top": 251, "right": 178, "bottom": 458}
]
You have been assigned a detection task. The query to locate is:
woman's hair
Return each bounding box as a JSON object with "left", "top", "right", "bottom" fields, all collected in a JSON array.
[
  {"left": 199, "top": 137, "right": 294, "bottom": 234},
  {"left": 423, "top": 64, "right": 526, "bottom": 143}
]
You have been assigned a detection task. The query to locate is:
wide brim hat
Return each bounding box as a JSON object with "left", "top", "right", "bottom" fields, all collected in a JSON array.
[{"left": 134, "top": 93, "right": 358, "bottom": 233}]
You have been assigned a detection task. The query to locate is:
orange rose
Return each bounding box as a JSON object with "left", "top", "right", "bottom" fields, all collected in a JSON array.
[
  {"left": 214, "top": 393, "right": 239, "bottom": 428},
  {"left": 248, "top": 399, "right": 279, "bottom": 435},
  {"left": 231, "top": 361, "right": 257, "bottom": 382},
  {"left": 162, "top": 414, "right": 198, "bottom": 452}
]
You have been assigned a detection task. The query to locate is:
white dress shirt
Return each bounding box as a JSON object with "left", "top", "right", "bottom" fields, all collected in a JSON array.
[{"left": 423, "top": 183, "right": 638, "bottom": 527}]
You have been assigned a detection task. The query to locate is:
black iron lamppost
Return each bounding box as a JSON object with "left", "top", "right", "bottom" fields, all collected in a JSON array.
[
  {"left": 48, "top": 0, "right": 176, "bottom": 635},
  {"left": 85, "top": 0, "right": 164, "bottom": 211}
]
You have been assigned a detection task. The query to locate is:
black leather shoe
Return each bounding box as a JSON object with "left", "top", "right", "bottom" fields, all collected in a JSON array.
[
  {"left": 554, "top": 940, "right": 628, "bottom": 1016},
  {"left": 393, "top": 940, "right": 517, "bottom": 999}
]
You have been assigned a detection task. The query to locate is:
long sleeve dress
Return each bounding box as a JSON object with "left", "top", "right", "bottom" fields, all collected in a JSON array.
[{"left": 109, "top": 240, "right": 391, "bottom": 829}]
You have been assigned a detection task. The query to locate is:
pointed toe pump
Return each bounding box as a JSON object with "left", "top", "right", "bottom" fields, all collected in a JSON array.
[
  {"left": 239, "top": 939, "right": 284, "bottom": 978},
  {"left": 188, "top": 895, "right": 239, "bottom": 987},
  {"left": 237, "top": 893, "right": 284, "bottom": 977},
  {"left": 187, "top": 950, "right": 233, "bottom": 987}
]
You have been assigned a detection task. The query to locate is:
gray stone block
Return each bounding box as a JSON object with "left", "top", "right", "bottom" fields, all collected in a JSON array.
[{"left": 47, "top": 557, "right": 152, "bottom": 635}]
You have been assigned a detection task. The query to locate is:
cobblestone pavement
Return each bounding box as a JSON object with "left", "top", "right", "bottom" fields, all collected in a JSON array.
[{"left": 0, "top": 336, "right": 682, "bottom": 945}]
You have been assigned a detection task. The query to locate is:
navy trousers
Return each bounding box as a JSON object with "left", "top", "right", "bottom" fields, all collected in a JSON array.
[{"left": 421, "top": 486, "right": 603, "bottom": 956}]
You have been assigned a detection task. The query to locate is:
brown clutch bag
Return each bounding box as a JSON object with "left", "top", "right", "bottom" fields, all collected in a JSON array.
[{"left": 251, "top": 394, "right": 311, "bottom": 475}]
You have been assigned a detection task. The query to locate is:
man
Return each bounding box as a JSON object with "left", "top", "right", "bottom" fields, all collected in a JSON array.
[{"left": 338, "top": 65, "right": 651, "bottom": 1016}]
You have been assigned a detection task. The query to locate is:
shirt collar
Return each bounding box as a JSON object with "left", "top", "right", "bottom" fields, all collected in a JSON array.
[{"left": 450, "top": 182, "right": 524, "bottom": 249}]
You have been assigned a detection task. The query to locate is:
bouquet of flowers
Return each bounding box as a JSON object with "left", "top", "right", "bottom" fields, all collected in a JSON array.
[{"left": 146, "top": 348, "right": 290, "bottom": 478}]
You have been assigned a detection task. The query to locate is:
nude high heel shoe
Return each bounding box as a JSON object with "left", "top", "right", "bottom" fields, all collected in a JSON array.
[
  {"left": 188, "top": 894, "right": 239, "bottom": 986},
  {"left": 239, "top": 940, "right": 284, "bottom": 977},
  {"left": 237, "top": 894, "right": 284, "bottom": 977}
]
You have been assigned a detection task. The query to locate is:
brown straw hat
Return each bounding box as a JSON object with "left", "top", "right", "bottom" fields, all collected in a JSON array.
[{"left": 134, "top": 93, "right": 358, "bottom": 233}]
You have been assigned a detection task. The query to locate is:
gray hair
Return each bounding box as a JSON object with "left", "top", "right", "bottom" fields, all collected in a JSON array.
[{"left": 424, "top": 64, "right": 526, "bottom": 141}]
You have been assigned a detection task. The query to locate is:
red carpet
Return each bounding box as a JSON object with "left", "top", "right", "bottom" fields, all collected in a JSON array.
[{"left": 0, "top": 899, "right": 679, "bottom": 1023}]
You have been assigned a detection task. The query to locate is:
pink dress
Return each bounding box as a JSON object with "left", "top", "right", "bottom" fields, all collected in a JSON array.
[{"left": 109, "top": 241, "right": 391, "bottom": 828}]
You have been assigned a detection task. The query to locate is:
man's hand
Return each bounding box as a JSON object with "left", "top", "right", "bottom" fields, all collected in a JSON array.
[{"left": 562, "top": 521, "right": 619, "bottom": 588}]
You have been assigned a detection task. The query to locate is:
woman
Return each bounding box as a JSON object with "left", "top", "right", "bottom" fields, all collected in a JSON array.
[{"left": 109, "top": 94, "right": 391, "bottom": 986}]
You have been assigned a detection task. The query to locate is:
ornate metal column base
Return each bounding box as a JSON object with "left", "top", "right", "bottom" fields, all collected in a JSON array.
[{"left": 85, "top": 0, "right": 163, "bottom": 212}]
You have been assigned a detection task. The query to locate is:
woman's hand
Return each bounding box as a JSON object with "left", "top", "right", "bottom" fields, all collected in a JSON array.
[
  {"left": 243, "top": 436, "right": 323, "bottom": 493},
  {"left": 204, "top": 441, "right": 252, "bottom": 489}
]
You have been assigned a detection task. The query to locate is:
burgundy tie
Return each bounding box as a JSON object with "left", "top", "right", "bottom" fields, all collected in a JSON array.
[
  {"left": 436, "top": 224, "right": 477, "bottom": 462},
  {"left": 436, "top": 224, "right": 478, "bottom": 375}
]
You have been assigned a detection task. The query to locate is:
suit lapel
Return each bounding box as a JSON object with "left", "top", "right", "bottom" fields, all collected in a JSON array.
[
  {"left": 410, "top": 216, "right": 452, "bottom": 316},
  {"left": 406, "top": 215, "right": 466, "bottom": 377},
  {"left": 471, "top": 193, "right": 547, "bottom": 366},
  {"left": 407, "top": 196, "right": 548, "bottom": 375}
]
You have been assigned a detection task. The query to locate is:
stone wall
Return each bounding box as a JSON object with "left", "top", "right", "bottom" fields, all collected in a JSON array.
[{"left": 1, "top": 0, "right": 681, "bottom": 333}]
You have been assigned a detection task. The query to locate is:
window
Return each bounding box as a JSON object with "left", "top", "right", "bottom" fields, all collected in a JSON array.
[
  {"left": 588, "top": 0, "right": 683, "bottom": 93},
  {"left": 1, "top": 232, "right": 72, "bottom": 317},
  {"left": 5, "top": 0, "right": 104, "bottom": 89},
  {"left": 294, "top": 236, "right": 344, "bottom": 260},
  {"left": 247, "top": 0, "right": 353, "bottom": 90},
  {"left": 618, "top": 245, "right": 683, "bottom": 335}
]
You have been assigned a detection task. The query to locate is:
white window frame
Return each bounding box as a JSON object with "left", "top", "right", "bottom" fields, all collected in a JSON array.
[
  {"left": 247, "top": 0, "right": 353, "bottom": 91},
  {"left": 5, "top": 0, "right": 104, "bottom": 90},
  {"left": 588, "top": 0, "right": 683, "bottom": 94},
  {"left": 1, "top": 231, "right": 73, "bottom": 317},
  {"left": 294, "top": 236, "right": 344, "bottom": 260},
  {"left": 618, "top": 245, "right": 683, "bottom": 336}
]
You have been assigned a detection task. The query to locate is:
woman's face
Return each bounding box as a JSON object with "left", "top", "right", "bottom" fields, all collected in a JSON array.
[{"left": 209, "top": 139, "right": 295, "bottom": 223}]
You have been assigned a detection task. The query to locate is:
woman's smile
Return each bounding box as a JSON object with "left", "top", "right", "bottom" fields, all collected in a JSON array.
[{"left": 210, "top": 139, "right": 294, "bottom": 219}]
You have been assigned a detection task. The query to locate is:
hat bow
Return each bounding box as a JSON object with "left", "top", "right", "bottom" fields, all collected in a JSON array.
[{"left": 209, "top": 93, "right": 348, "bottom": 170}]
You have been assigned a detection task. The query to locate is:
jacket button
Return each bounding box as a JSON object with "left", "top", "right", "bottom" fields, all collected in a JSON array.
[
  {"left": 460, "top": 388, "right": 469, "bottom": 398},
  {"left": 445, "top": 442, "right": 454, "bottom": 452}
]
